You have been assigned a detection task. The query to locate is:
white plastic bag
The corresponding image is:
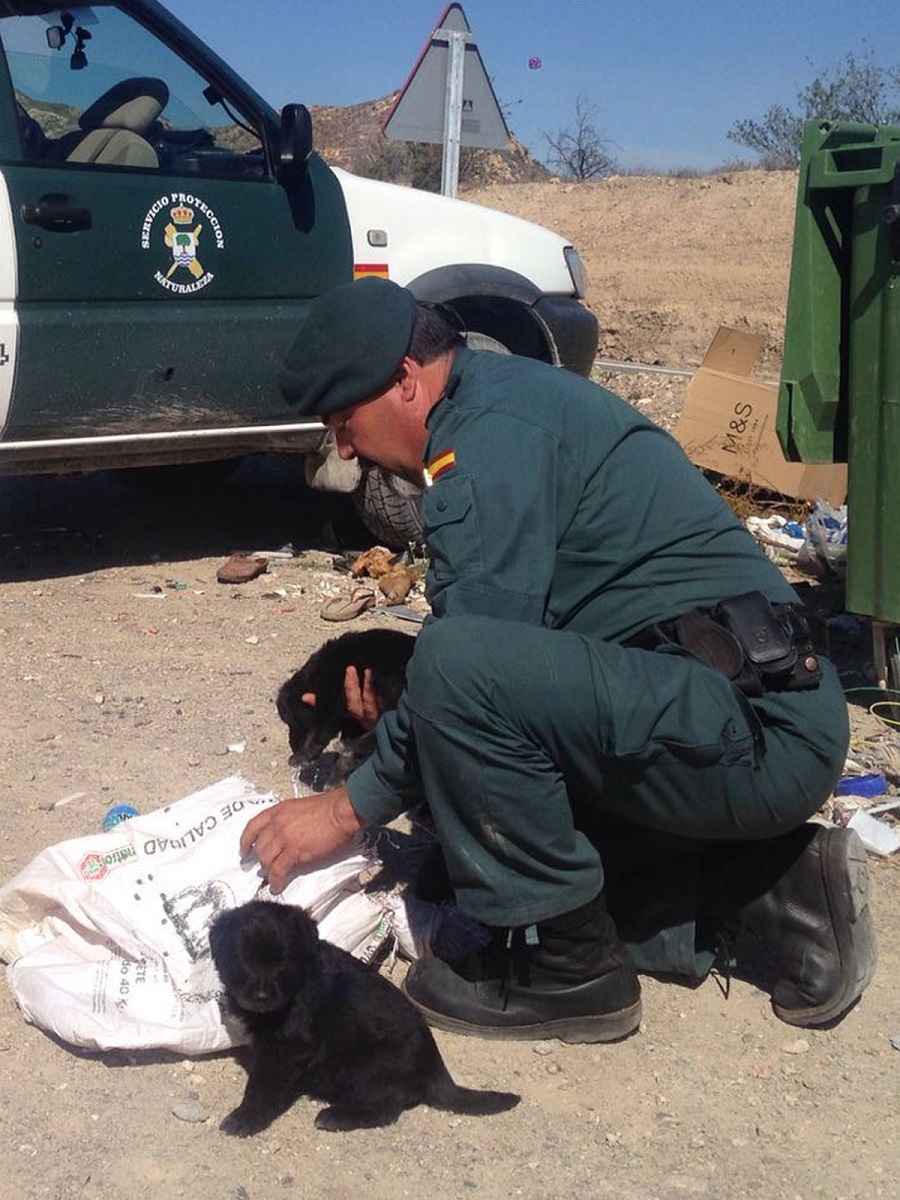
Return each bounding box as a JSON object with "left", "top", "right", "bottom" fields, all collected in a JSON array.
[
  {"left": 802, "top": 499, "right": 848, "bottom": 576},
  {"left": 0, "top": 776, "right": 415, "bottom": 1055}
]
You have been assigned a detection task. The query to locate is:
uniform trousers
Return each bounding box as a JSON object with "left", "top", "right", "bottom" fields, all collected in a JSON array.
[{"left": 404, "top": 615, "right": 850, "bottom": 977}]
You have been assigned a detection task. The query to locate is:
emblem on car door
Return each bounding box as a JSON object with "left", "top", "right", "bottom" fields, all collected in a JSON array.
[{"left": 141, "top": 193, "right": 225, "bottom": 295}]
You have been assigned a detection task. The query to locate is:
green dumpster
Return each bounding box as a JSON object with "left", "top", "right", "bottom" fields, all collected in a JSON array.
[{"left": 778, "top": 118, "right": 900, "bottom": 682}]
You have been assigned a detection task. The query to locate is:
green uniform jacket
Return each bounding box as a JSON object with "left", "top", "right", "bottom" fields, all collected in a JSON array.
[{"left": 348, "top": 347, "right": 797, "bottom": 826}]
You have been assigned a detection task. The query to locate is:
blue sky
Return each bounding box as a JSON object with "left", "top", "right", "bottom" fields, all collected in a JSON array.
[{"left": 163, "top": 0, "right": 900, "bottom": 171}]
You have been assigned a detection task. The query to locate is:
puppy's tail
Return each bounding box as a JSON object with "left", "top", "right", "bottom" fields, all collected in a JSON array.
[{"left": 426, "top": 1070, "right": 520, "bottom": 1116}]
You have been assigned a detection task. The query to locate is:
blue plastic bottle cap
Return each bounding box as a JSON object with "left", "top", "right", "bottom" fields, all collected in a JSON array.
[
  {"left": 834, "top": 773, "right": 888, "bottom": 798},
  {"left": 102, "top": 803, "right": 140, "bottom": 832}
]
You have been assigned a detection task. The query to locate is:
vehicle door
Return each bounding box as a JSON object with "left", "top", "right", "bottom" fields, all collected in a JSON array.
[{"left": 0, "top": 2, "right": 351, "bottom": 442}]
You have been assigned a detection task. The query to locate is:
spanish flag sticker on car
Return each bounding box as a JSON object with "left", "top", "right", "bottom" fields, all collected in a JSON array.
[
  {"left": 353, "top": 264, "right": 390, "bottom": 279},
  {"left": 425, "top": 449, "right": 456, "bottom": 485}
]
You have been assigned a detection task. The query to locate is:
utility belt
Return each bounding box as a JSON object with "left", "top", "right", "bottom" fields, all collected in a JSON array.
[{"left": 625, "top": 590, "right": 822, "bottom": 698}]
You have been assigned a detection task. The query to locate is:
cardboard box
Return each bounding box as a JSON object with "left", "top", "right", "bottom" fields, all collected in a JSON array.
[{"left": 673, "top": 327, "right": 847, "bottom": 506}]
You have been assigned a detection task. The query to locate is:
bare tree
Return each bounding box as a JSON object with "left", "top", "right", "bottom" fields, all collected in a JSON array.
[{"left": 545, "top": 94, "right": 617, "bottom": 180}]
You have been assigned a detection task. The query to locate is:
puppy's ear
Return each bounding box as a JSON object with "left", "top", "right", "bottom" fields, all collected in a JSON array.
[{"left": 287, "top": 905, "right": 320, "bottom": 956}]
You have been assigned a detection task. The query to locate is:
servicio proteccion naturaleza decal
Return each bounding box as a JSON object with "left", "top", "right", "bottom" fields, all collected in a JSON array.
[{"left": 141, "top": 192, "right": 225, "bottom": 294}]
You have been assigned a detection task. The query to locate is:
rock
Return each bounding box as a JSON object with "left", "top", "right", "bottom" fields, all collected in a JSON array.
[{"left": 171, "top": 1100, "right": 209, "bottom": 1124}]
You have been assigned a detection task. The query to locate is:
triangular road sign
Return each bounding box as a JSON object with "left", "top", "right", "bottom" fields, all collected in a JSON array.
[{"left": 383, "top": 4, "right": 510, "bottom": 151}]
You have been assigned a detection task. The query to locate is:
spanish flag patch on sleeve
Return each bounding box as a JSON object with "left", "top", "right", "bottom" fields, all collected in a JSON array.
[{"left": 426, "top": 449, "right": 457, "bottom": 483}]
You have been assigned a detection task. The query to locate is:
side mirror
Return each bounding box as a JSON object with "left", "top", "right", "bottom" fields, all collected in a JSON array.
[{"left": 279, "top": 103, "right": 313, "bottom": 183}]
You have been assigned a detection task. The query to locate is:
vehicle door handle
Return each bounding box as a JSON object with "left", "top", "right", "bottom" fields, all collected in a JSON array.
[{"left": 20, "top": 198, "right": 92, "bottom": 232}]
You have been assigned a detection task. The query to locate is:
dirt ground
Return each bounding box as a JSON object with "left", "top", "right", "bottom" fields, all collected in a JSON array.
[{"left": 1, "top": 174, "right": 899, "bottom": 1200}]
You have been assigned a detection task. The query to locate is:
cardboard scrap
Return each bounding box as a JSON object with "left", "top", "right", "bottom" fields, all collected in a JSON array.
[{"left": 673, "top": 328, "right": 847, "bottom": 506}]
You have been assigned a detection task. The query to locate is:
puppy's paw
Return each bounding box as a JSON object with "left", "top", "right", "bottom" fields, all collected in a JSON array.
[
  {"left": 219, "top": 1105, "right": 269, "bottom": 1137},
  {"left": 315, "top": 1104, "right": 397, "bottom": 1132}
]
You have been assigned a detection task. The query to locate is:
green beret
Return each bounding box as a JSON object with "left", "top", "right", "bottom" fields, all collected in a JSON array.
[{"left": 279, "top": 278, "right": 418, "bottom": 417}]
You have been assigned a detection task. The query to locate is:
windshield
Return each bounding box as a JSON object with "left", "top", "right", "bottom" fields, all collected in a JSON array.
[{"left": 2, "top": 4, "right": 264, "bottom": 172}]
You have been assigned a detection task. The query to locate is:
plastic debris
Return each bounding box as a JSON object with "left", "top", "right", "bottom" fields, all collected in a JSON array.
[
  {"left": 803, "top": 500, "right": 848, "bottom": 576},
  {"left": 846, "top": 808, "right": 900, "bottom": 856},
  {"left": 247, "top": 544, "right": 295, "bottom": 559},
  {"left": 834, "top": 773, "right": 889, "bottom": 798},
  {"left": 101, "top": 803, "right": 139, "bottom": 832},
  {"left": 38, "top": 791, "right": 89, "bottom": 812},
  {"left": 745, "top": 514, "right": 805, "bottom": 562}
]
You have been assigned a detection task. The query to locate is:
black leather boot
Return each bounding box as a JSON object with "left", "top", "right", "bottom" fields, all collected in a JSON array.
[
  {"left": 703, "top": 824, "right": 877, "bottom": 1027},
  {"left": 402, "top": 892, "right": 642, "bottom": 1042}
]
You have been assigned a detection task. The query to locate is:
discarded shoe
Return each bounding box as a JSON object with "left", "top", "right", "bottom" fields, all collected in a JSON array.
[
  {"left": 378, "top": 565, "right": 418, "bottom": 605},
  {"left": 216, "top": 553, "right": 269, "bottom": 584},
  {"left": 320, "top": 587, "right": 377, "bottom": 622},
  {"left": 402, "top": 892, "right": 642, "bottom": 1043}
]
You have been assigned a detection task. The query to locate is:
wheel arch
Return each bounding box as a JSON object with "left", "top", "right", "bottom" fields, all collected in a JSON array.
[{"left": 406, "top": 264, "right": 559, "bottom": 365}]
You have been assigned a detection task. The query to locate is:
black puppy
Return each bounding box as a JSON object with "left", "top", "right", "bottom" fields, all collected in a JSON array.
[
  {"left": 276, "top": 629, "right": 416, "bottom": 766},
  {"left": 209, "top": 900, "right": 520, "bottom": 1134}
]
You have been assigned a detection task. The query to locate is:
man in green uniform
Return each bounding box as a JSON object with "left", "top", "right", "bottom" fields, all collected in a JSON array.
[{"left": 241, "top": 278, "right": 876, "bottom": 1042}]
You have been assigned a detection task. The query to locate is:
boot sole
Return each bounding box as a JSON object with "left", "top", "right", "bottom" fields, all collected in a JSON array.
[
  {"left": 775, "top": 828, "right": 878, "bottom": 1027},
  {"left": 401, "top": 984, "right": 642, "bottom": 1044}
]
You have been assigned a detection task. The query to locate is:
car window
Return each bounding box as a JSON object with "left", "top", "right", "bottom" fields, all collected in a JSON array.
[{"left": 2, "top": 4, "right": 266, "bottom": 178}]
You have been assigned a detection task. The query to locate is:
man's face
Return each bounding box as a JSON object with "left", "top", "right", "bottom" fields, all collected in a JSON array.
[{"left": 321, "top": 368, "right": 425, "bottom": 483}]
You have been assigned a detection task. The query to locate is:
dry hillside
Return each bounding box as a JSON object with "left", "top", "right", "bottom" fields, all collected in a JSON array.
[{"left": 465, "top": 170, "right": 800, "bottom": 375}]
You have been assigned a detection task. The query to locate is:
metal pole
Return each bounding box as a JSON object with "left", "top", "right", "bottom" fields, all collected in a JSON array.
[{"left": 440, "top": 29, "right": 466, "bottom": 198}]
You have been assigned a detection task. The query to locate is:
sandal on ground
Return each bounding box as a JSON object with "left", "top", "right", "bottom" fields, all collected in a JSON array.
[{"left": 320, "top": 587, "right": 377, "bottom": 622}]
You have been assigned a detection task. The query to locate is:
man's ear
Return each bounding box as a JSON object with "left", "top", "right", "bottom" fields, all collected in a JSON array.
[
  {"left": 301, "top": 692, "right": 316, "bottom": 707},
  {"left": 397, "top": 356, "right": 419, "bottom": 401}
]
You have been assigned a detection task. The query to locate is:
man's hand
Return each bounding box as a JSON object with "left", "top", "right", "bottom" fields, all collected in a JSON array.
[
  {"left": 239, "top": 786, "right": 368, "bottom": 893},
  {"left": 299, "top": 665, "right": 381, "bottom": 730},
  {"left": 343, "top": 665, "right": 381, "bottom": 730}
]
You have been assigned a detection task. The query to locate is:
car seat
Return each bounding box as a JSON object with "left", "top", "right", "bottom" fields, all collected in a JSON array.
[{"left": 60, "top": 77, "right": 169, "bottom": 167}]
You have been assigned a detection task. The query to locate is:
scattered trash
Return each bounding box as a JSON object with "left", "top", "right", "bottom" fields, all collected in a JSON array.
[
  {"left": 745, "top": 501, "right": 848, "bottom": 577},
  {"left": 846, "top": 808, "right": 900, "bottom": 856},
  {"left": 383, "top": 605, "right": 427, "bottom": 624},
  {"left": 890, "top": 1033, "right": 900, "bottom": 1051},
  {"left": 247, "top": 544, "right": 295, "bottom": 559},
  {"left": 101, "top": 803, "right": 139, "bottom": 832},
  {"left": 803, "top": 500, "right": 848, "bottom": 576},
  {"left": 166, "top": 581, "right": 188, "bottom": 591},
  {"left": 38, "top": 791, "right": 89, "bottom": 813},
  {"left": 745, "top": 514, "right": 805, "bottom": 562},
  {"left": 866, "top": 797, "right": 900, "bottom": 816},
  {"left": 350, "top": 545, "right": 399, "bottom": 580},
  {"left": 834, "top": 773, "right": 888, "bottom": 798},
  {"left": 216, "top": 553, "right": 268, "bottom": 584},
  {"left": 226, "top": 741, "right": 246, "bottom": 754},
  {"left": 378, "top": 565, "right": 419, "bottom": 605}
]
